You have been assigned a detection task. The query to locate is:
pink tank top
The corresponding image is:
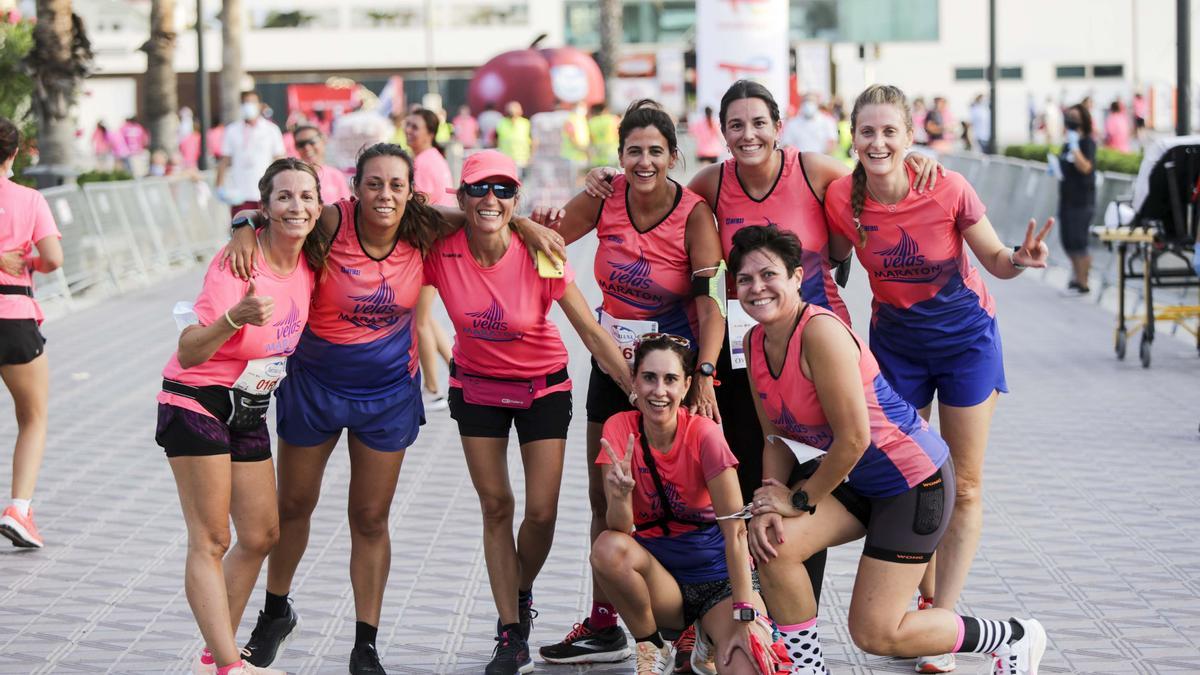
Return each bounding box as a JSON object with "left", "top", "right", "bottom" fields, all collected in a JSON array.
[
  {"left": 715, "top": 147, "right": 849, "bottom": 324},
  {"left": 747, "top": 304, "right": 946, "bottom": 498},
  {"left": 594, "top": 175, "right": 703, "bottom": 341}
]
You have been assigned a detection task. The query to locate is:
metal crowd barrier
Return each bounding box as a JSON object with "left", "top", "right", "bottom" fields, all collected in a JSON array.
[
  {"left": 940, "top": 152, "right": 1136, "bottom": 302},
  {"left": 33, "top": 172, "right": 227, "bottom": 313}
]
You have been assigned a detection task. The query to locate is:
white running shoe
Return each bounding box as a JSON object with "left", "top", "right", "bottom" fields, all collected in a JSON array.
[
  {"left": 916, "top": 653, "right": 956, "bottom": 673},
  {"left": 635, "top": 641, "right": 673, "bottom": 675},
  {"left": 229, "top": 663, "right": 286, "bottom": 675},
  {"left": 423, "top": 390, "right": 449, "bottom": 412},
  {"left": 992, "top": 618, "right": 1046, "bottom": 675},
  {"left": 689, "top": 622, "right": 717, "bottom": 675}
]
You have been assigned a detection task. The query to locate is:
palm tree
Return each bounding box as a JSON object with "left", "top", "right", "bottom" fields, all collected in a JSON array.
[
  {"left": 219, "top": 0, "right": 245, "bottom": 124},
  {"left": 26, "top": 0, "right": 92, "bottom": 183},
  {"left": 597, "top": 0, "right": 621, "bottom": 101},
  {"left": 141, "top": 0, "right": 178, "bottom": 154}
]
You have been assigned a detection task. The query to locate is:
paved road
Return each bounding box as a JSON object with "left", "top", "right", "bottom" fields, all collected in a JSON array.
[{"left": 1, "top": 232, "right": 1198, "bottom": 674}]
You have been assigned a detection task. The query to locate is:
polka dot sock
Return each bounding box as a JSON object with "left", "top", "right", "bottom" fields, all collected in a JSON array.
[{"left": 778, "top": 618, "right": 829, "bottom": 675}]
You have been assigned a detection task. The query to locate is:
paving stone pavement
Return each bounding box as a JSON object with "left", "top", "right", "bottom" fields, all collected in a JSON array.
[{"left": 1, "top": 233, "right": 1198, "bottom": 675}]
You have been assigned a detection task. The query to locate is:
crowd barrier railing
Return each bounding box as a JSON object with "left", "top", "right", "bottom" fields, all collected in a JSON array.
[{"left": 33, "top": 172, "right": 228, "bottom": 314}]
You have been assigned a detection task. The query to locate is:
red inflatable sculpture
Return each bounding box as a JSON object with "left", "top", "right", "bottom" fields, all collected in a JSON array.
[{"left": 468, "top": 36, "right": 606, "bottom": 116}]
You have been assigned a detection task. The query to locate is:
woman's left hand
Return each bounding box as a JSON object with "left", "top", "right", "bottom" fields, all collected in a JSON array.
[
  {"left": 513, "top": 216, "right": 568, "bottom": 263},
  {"left": 718, "top": 614, "right": 774, "bottom": 670},
  {"left": 686, "top": 376, "right": 721, "bottom": 423},
  {"left": 905, "top": 153, "right": 946, "bottom": 193},
  {"left": 750, "top": 478, "right": 799, "bottom": 518},
  {"left": 0, "top": 249, "right": 27, "bottom": 276},
  {"left": 1013, "top": 217, "right": 1054, "bottom": 268}
]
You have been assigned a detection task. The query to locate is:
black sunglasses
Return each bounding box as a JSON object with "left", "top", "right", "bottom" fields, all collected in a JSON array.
[{"left": 463, "top": 181, "right": 518, "bottom": 199}]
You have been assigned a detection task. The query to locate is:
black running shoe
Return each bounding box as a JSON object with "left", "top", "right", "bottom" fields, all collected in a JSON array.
[
  {"left": 242, "top": 604, "right": 298, "bottom": 667},
  {"left": 349, "top": 643, "right": 388, "bottom": 674},
  {"left": 495, "top": 605, "right": 538, "bottom": 641},
  {"left": 539, "top": 618, "right": 632, "bottom": 664},
  {"left": 485, "top": 629, "right": 534, "bottom": 674}
]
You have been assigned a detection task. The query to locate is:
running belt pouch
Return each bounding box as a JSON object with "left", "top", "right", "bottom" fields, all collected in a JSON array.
[
  {"left": 0, "top": 285, "right": 33, "bottom": 297},
  {"left": 165, "top": 380, "right": 270, "bottom": 431},
  {"left": 913, "top": 469, "right": 945, "bottom": 536},
  {"left": 460, "top": 373, "right": 535, "bottom": 409}
]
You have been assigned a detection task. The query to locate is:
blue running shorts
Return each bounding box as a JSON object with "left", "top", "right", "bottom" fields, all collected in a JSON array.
[
  {"left": 870, "top": 318, "right": 1008, "bottom": 409},
  {"left": 275, "top": 364, "right": 425, "bottom": 452}
]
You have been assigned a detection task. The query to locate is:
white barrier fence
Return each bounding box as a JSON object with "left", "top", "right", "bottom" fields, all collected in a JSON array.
[{"left": 33, "top": 173, "right": 228, "bottom": 315}]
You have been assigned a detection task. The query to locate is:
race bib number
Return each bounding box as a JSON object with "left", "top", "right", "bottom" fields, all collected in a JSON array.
[
  {"left": 727, "top": 303, "right": 758, "bottom": 370},
  {"left": 231, "top": 356, "right": 288, "bottom": 394},
  {"left": 598, "top": 310, "right": 657, "bottom": 366}
]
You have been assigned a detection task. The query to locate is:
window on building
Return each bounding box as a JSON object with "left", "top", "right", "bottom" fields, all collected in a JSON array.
[
  {"left": 999, "top": 66, "right": 1022, "bottom": 80},
  {"left": 1093, "top": 64, "right": 1124, "bottom": 78},
  {"left": 1056, "top": 65, "right": 1087, "bottom": 78},
  {"left": 955, "top": 67, "right": 986, "bottom": 81},
  {"left": 451, "top": 2, "right": 529, "bottom": 26},
  {"left": 351, "top": 6, "right": 422, "bottom": 28}
]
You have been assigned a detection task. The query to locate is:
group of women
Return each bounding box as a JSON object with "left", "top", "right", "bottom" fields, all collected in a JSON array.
[{"left": 155, "top": 81, "right": 1051, "bottom": 675}]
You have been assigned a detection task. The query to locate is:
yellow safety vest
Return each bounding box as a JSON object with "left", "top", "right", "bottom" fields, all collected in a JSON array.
[
  {"left": 588, "top": 113, "right": 619, "bottom": 167},
  {"left": 561, "top": 111, "right": 590, "bottom": 163},
  {"left": 496, "top": 116, "right": 532, "bottom": 167}
]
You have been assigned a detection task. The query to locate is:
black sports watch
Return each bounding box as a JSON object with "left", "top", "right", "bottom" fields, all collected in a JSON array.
[
  {"left": 732, "top": 603, "right": 756, "bottom": 622},
  {"left": 790, "top": 489, "right": 816, "bottom": 515},
  {"left": 695, "top": 362, "right": 716, "bottom": 377},
  {"left": 231, "top": 213, "right": 257, "bottom": 230}
]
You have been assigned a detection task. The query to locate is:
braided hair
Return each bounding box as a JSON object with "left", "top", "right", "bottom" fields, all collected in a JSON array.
[{"left": 848, "top": 85, "right": 912, "bottom": 247}]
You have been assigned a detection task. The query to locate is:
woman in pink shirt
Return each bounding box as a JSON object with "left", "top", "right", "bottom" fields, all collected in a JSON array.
[
  {"left": 0, "top": 118, "right": 63, "bottom": 550},
  {"left": 157, "top": 158, "right": 324, "bottom": 675},
  {"left": 406, "top": 107, "right": 457, "bottom": 410},
  {"left": 423, "top": 150, "right": 631, "bottom": 675}
]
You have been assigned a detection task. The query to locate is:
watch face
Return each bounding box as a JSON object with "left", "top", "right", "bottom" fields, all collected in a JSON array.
[
  {"left": 698, "top": 362, "right": 715, "bottom": 376},
  {"left": 735, "top": 608, "right": 756, "bottom": 622},
  {"left": 790, "top": 490, "right": 809, "bottom": 511}
]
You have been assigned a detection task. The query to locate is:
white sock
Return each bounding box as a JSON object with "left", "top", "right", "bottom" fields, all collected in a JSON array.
[
  {"left": 10, "top": 499, "right": 31, "bottom": 517},
  {"left": 779, "top": 618, "right": 827, "bottom": 674}
]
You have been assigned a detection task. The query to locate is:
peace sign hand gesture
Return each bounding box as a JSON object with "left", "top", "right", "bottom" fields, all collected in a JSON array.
[
  {"left": 1013, "top": 217, "right": 1054, "bottom": 269},
  {"left": 601, "top": 434, "right": 637, "bottom": 499}
]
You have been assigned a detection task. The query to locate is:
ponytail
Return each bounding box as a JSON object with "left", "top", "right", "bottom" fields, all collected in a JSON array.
[{"left": 849, "top": 162, "right": 869, "bottom": 248}]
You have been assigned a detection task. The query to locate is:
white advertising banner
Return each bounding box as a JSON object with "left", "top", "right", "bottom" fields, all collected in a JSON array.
[{"left": 696, "top": 0, "right": 790, "bottom": 113}]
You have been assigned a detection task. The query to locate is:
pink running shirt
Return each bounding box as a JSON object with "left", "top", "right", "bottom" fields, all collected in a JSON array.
[
  {"left": 423, "top": 229, "right": 573, "bottom": 395},
  {"left": 315, "top": 163, "right": 353, "bottom": 204},
  {"left": 0, "top": 178, "right": 61, "bottom": 322},
  {"left": 413, "top": 147, "right": 455, "bottom": 207},
  {"left": 596, "top": 408, "right": 738, "bottom": 538},
  {"left": 158, "top": 251, "right": 314, "bottom": 419}
]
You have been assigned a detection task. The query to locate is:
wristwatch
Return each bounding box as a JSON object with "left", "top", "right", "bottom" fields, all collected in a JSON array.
[
  {"left": 695, "top": 362, "right": 716, "bottom": 377},
  {"left": 232, "top": 213, "right": 256, "bottom": 230},
  {"left": 732, "top": 602, "right": 756, "bottom": 622},
  {"left": 790, "top": 489, "right": 816, "bottom": 515},
  {"left": 1009, "top": 245, "right": 1026, "bottom": 270}
]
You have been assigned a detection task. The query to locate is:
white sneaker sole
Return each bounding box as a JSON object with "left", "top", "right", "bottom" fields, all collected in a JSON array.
[
  {"left": 0, "top": 515, "right": 43, "bottom": 548},
  {"left": 1025, "top": 619, "right": 1047, "bottom": 675},
  {"left": 539, "top": 647, "right": 631, "bottom": 664}
]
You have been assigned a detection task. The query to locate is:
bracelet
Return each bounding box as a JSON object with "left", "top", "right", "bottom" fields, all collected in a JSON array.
[
  {"left": 1009, "top": 246, "right": 1026, "bottom": 270},
  {"left": 224, "top": 310, "right": 244, "bottom": 330},
  {"left": 732, "top": 602, "right": 755, "bottom": 610}
]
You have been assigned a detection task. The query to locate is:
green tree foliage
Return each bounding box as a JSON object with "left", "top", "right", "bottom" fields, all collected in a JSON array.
[
  {"left": 1003, "top": 143, "right": 1143, "bottom": 175},
  {"left": 0, "top": 17, "right": 37, "bottom": 184}
]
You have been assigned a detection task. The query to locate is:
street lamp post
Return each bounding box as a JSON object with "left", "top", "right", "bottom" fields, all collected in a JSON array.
[
  {"left": 1178, "top": 0, "right": 1190, "bottom": 135},
  {"left": 987, "top": 0, "right": 997, "bottom": 154},
  {"left": 196, "top": 0, "right": 211, "bottom": 170}
]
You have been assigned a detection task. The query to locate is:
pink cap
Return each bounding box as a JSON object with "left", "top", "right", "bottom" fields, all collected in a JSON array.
[{"left": 457, "top": 150, "right": 521, "bottom": 189}]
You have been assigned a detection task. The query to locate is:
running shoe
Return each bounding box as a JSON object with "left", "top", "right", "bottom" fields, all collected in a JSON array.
[
  {"left": 485, "top": 629, "right": 534, "bottom": 674},
  {"left": 0, "top": 505, "right": 43, "bottom": 548},
  {"left": 191, "top": 649, "right": 216, "bottom": 675},
  {"left": 673, "top": 624, "right": 695, "bottom": 673},
  {"left": 350, "top": 643, "right": 388, "bottom": 674},
  {"left": 917, "top": 596, "right": 935, "bottom": 611},
  {"left": 227, "top": 664, "right": 286, "bottom": 675},
  {"left": 242, "top": 604, "right": 298, "bottom": 667},
  {"left": 495, "top": 605, "right": 538, "bottom": 642},
  {"left": 635, "top": 641, "right": 674, "bottom": 675},
  {"left": 423, "top": 390, "right": 449, "bottom": 412},
  {"left": 991, "top": 618, "right": 1046, "bottom": 675},
  {"left": 539, "top": 618, "right": 631, "bottom": 664},
  {"left": 689, "top": 622, "right": 717, "bottom": 675},
  {"left": 916, "top": 653, "right": 957, "bottom": 673}
]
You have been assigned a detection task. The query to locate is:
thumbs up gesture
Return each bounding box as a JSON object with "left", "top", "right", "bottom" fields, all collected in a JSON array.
[{"left": 228, "top": 280, "right": 275, "bottom": 327}]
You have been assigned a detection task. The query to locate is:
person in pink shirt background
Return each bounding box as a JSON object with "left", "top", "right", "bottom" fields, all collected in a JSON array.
[
  {"left": 120, "top": 117, "right": 148, "bottom": 155},
  {"left": 291, "top": 125, "right": 352, "bottom": 203},
  {"left": 1104, "top": 100, "right": 1132, "bottom": 153},
  {"left": 688, "top": 106, "right": 723, "bottom": 164},
  {"left": 0, "top": 117, "right": 64, "bottom": 550},
  {"left": 452, "top": 105, "right": 480, "bottom": 149},
  {"left": 405, "top": 107, "right": 457, "bottom": 410},
  {"left": 422, "top": 150, "right": 631, "bottom": 675},
  {"left": 156, "top": 158, "right": 324, "bottom": 675}
]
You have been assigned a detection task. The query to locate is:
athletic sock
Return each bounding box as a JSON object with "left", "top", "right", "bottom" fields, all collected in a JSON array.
[
  {"left": 263, "top": 591, "right": 289, "bottom": 619},
  {"left": 953, "top": 616, "right": 1014, "bottom": 654},
  {"left": 589, "top": 601, "right": 618, "bottom": 630},
  {"left": 215, "top": 661, "right": 244, "bottom": 675},
  {"left": 355, "top": 621, "right": 378, "bottom": 650},
  {"left": 199, "top": 648, "right": 214, "bottom": 666},
  {"left": 500, "top": 622, "right": 523, "bottom": 638},
  {"left": 634, "top": 631, "right": 664, "bottom": 648},
  {"left": 10, "top": 499, "right": 30, "bottom": 518},
  {"left": 1008, "top": 618, "right": 1025, "bottom": 643},
  {"left": 779, "top": 618, "right": 827, "bottom": 674}
]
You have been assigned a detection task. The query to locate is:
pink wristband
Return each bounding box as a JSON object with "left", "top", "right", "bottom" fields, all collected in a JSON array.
[{"left": 732, "top": 602, "right": 754, "bottom": 610}]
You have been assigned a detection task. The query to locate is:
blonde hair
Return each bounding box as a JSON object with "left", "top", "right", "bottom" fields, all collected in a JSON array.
[{"left": 848, "top": 85, "right": 912, "bottom": 247}]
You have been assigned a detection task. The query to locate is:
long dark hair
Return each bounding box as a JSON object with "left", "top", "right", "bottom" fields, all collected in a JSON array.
[
  {"left": 352, "top": 142, "right": 448, "bottom": 255},
  {"left": 848, "top": 85, "right": 913, "bottom": 247},
  {"left": 258, "top": 158, "right": 329, "bottom": 271},
  {"left": 719, "top": 80, "right": 782, "bottom": 132},
  {"left": 0, "top": 117, "right": 18, "bottom": 163},
  {"left": 1066, "top": 103, "right": 1093, "bottom": 137},
  {"left": 409, "top": 108, "right": 444, "bottom": 156}
]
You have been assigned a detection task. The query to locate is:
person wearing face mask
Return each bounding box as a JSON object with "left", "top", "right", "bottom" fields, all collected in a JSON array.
[
  {"left": 291, "top": 125, "right": 352, "bottom": 203},
  {"left": 217, "top": 91, "right": 287, "bottom": 217},
  {"left": 781, "top": 95, "right": 838, "bottom": 155},
  {"left": 1057, "top": 104, "right": 1096, "bottom": 296}
]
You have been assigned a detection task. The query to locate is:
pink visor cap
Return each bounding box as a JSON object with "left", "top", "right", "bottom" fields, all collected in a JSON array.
[{"left": 456, "top": 150, "right": 521, "bottom": 190}]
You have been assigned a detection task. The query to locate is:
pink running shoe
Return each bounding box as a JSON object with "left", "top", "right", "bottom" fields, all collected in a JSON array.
[{"left": 0, "top": 505, "right": 43, "bottom": 548}]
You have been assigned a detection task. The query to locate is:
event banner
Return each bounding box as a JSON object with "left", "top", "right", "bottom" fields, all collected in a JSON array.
[{"left": 696, "top": 0, "right": 790, "bottom": 113}]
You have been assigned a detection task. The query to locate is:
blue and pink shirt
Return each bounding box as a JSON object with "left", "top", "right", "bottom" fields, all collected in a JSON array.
[
  {"left": 716, "top": 146, "right": 850, "bottom": 324},
  {"left": 594, "top": 176, "right": 704, "bottom": 342},
  {"left": 291, "top": 199, "right": 423, "bottom": 399},
  {"left": 825, "top": 168, "right": 994, "bottom": 356},
  {"left": 747, "top": 304, "right": 948, "bottom": 498}
]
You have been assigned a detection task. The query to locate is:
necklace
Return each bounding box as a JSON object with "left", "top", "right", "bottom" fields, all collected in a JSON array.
[{"left": 865, "top": 176, "right": 908, "bottom": 212}]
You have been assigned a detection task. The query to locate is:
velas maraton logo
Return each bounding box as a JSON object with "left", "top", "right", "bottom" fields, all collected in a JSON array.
[
  {"left": 340, "top": 279, "right": 401, "bottom": 331},
  {"left": 871, "top": 226, "right": 943, "bottom": 284},
  {"left": 465, "top": 300, "right": 522, "bottom": 342}
]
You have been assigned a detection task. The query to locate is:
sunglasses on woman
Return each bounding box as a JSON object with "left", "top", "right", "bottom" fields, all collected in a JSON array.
[
  {"left": 635, "top": 332, "right": 692, "bottom": 349},
  {"left": 464, "top": 182, "right": 518, "bottom": 199}
]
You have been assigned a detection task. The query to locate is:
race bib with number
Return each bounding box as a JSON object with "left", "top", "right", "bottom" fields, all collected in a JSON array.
[
  {"left": 231, "top": 356, "right": 288, "bottom": 394},
  {"left": 598, "top": 310, "right": 658, "bottom": 366},
  {"left": 726, "top": 302, "right": 759, "bottom": 370}
]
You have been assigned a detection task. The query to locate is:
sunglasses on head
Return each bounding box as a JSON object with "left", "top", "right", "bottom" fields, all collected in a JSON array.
[
  {"left": 295, "top": 138, "right": 318, "bottom": 148},
  {"left": 635, "top": 332, "right": 692, "bottom": 349},
  {"left": 464, "top": 181, "right": 518, "bottom": 199}
]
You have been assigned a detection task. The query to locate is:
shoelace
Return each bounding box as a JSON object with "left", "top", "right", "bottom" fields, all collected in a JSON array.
[
  {"left": 562, "top": 622, "right": 592, "bottom": 641},
  {"left": 674, "top": 626, "right": 695, "bottom": 652}
]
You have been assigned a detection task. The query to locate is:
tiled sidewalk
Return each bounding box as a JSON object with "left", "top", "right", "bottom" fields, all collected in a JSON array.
[{"left": 1, "top": 237, "right": 1198, "bottom": 674}]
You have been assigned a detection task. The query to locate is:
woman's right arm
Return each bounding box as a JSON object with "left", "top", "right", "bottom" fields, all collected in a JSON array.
[
  {"left": 600, "top": 433, "right": 637, "bottom": 532},
  {"left": 225, "top": 203, "right": 338, "bottom": 280},
  {"left": 176, "top": 280, "right": 275, "bottom": 369}
]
